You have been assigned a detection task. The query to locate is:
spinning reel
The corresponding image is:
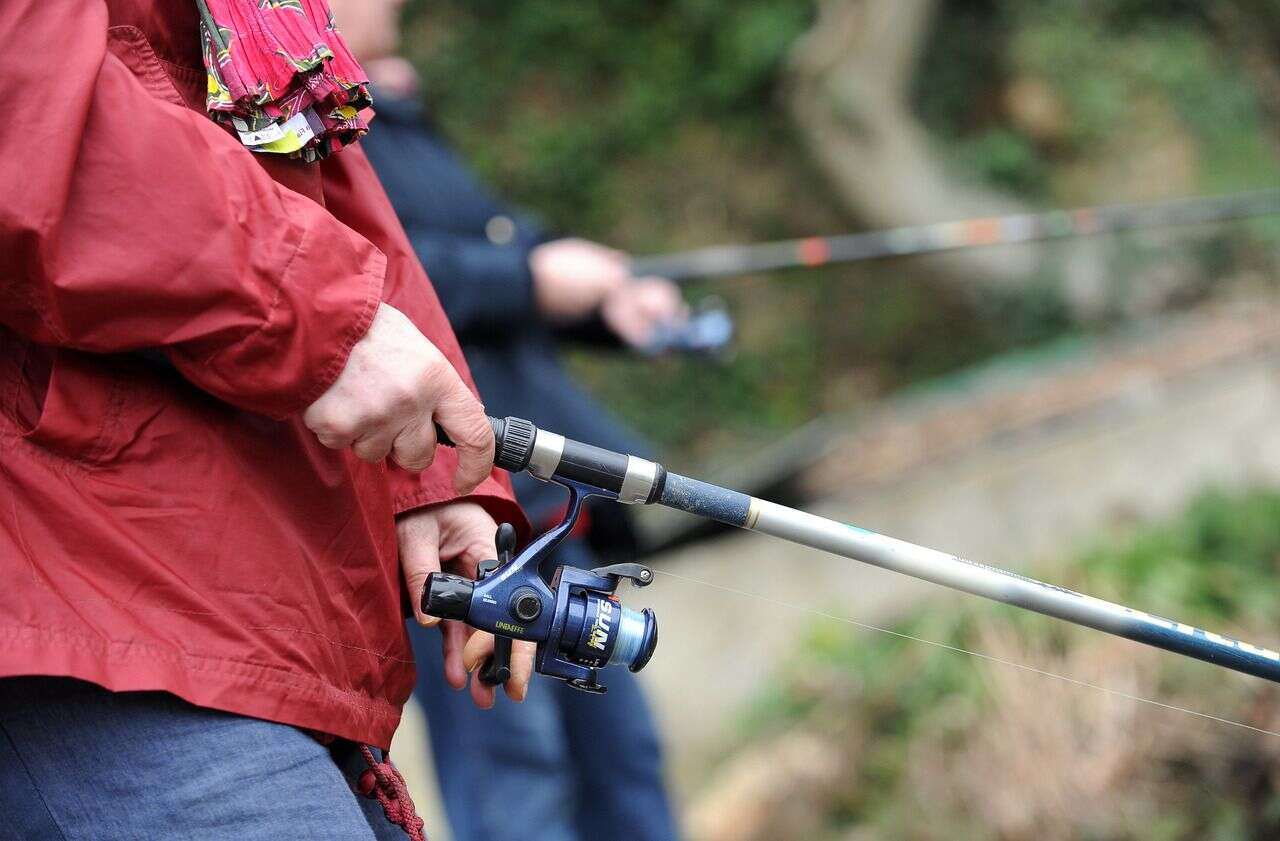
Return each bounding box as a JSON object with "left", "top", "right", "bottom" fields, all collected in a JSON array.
[{"left": 422, "top": 417, "right": 660, "bottom": 691}]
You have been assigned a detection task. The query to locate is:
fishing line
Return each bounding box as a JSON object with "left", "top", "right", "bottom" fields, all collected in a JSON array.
[{"left": 653, "top": 567, "right": 1280, "bottom": 740}]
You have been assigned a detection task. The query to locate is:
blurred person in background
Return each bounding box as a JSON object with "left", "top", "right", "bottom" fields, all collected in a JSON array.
[{"left": 329, "top": 1, "right": 685, "bottom": 839}]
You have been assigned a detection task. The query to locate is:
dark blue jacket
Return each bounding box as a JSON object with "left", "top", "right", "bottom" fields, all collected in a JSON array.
[{"left": 362, "top": 93, "right": 646, "bottom": 537}]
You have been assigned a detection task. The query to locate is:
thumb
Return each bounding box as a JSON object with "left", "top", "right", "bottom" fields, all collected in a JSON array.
[{"left": 433, "top": 391, "right": 496, "bottom": 495}]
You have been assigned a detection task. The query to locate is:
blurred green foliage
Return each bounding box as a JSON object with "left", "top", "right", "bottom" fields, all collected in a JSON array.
[
  {"left": 402, "top": 0, "right": 814, "bottom": 235},
  {"left": 736, "top": 487, "right": 1280, "bottom": 838},
  {"left": 918, "top": 1, "right": 1280, "bottom": 200},
  {"left": 401, "top": 1, "right": 1278, "bottom": 462}
]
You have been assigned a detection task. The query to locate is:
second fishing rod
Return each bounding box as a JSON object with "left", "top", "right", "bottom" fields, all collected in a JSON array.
[
  {"left": 429, "top": 416, "right": 1280, "bottom": 692},
  {"left": 631, "top": 189, "right": 1280, "bottom": 282}
]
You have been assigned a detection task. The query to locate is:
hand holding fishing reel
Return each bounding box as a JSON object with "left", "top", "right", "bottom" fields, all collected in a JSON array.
[{"left": 422, "top": 418, "right": 659, "bottom": 692}]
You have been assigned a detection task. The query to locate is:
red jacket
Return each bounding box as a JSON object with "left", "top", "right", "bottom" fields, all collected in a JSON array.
[{"left": 0, "top": 0, "right": 523, "bottom": 749}]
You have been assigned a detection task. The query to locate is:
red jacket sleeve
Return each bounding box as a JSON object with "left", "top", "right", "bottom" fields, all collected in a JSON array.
[
  {"left": 0, "top": 2, "right": 385, "bottom": 418},
  {"left": 319, "top": 145, "right": 527, "bottom": 536}
]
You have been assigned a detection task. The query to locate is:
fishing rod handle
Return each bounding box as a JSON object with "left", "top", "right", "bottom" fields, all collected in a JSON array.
[
  {"left": 435, "top": 417, "right": 666, "bottom": 506},
  {"left": 430, "top": 418, "right": 530, "bottom": 471},
  {"left": 434, "top": 416, "right": 740, "bottom": 526}
]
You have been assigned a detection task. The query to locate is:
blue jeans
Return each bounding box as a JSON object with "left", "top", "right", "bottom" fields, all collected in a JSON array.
[
  {"left": 0, "top": 677, "right": 410, "bottom": 841},
  {"left": 412, "top": 540, "right": 679, "bottom": 841}
]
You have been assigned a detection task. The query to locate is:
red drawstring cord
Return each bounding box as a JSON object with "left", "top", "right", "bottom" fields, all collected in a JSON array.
[{"left": 357, "top": 745, "right": 428, "bottom": 841}]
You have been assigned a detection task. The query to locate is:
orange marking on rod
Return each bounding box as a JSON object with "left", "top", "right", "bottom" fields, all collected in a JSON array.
[
  {"left": 797, "top": 237, "right": 831, "bottom": 266},
  {"left": 1073, "top": 208, "right": 1099, "bottom": 234},
  {"left": 965, "top": 218, "right": 1002, "bottom": 245}
]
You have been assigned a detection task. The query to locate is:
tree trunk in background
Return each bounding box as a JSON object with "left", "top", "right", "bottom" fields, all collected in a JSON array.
[{"left": 785, "top": 0, "right": 1110, "bottom": 315}]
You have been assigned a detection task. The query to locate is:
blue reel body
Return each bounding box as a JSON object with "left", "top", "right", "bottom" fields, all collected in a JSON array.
[{"left": 422, "top": 480, "right": 657, "bottom": 693}]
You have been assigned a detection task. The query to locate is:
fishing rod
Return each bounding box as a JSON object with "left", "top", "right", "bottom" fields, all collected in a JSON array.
[
  {"left": 630, "top": 189, "right": 1280, "bottom": 283},
  {"left": 427, "top": 416, "right": 1280, "bottom": 692}
]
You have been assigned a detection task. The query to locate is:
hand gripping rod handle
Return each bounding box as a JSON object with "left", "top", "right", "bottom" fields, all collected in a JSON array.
[{"left": 437, "top": 417, "right": 665, "bottom": 505}]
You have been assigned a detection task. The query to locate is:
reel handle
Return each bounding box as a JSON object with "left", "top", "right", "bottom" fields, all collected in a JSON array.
[
  {"left": 478, "top": 523, "right": 518, "bottom": 687},
  {"left": 478, "top": 635, "right": 513, "bottom": 687}
]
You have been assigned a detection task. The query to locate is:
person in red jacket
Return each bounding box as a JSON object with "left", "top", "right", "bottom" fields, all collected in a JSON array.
[{"left": 0, "top": 1, "right": 530, "bottom": 838}]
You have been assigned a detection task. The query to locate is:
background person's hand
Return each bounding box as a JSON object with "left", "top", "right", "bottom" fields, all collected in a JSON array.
[
  {"left": 530, "top": 238, "right": 689, "bottom": 346},
  {"left": 529, "top": 238, "right": 631, "bottom": 322},
  {"left": 303, "top": 303, "right": 494, "bottom": 493},
  {"left": 601, "top": 276, "right": 689, "bottom": 348},
  {"left": 398, "top": 501, "right": 536, "bottom": 708}
]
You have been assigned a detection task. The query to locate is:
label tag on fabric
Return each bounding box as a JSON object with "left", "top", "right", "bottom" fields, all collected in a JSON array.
[
  {"left": 232, "top": 116, "right": 288, "bottom": 146},
  {"left": 250, "top": 111, "right": 316, "bottom": 155}
]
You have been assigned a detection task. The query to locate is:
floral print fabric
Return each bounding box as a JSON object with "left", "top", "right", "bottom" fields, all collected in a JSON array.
[{"left": 197, "top": 0, "right": 371, "bottom": 161}]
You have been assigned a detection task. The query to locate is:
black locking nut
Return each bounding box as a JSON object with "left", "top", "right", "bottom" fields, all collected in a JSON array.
[{"left": 510, "top": 587, "right": 543, "bottom": 622}]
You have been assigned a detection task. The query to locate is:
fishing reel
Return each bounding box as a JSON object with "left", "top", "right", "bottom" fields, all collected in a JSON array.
[
  {"left": 642, "top": 298, "right": 734, "bottom": 357},
  {"left": 421, "top": 477, "right": 658, "bottom": 693}
]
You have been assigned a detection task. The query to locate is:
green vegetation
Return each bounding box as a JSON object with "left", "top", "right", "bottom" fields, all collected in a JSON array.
[
  {"left": 402, "top": 2, "right": 1279, "bottom": 462},
  {"left": 918, "top": 1, "right": 1280, "bottom": 201},
  {"left": 729, "top": 488, "right": 1280, "bottom": 839},
  {"left": 402, "top": 0, "right": 814, "bottom": 236}
]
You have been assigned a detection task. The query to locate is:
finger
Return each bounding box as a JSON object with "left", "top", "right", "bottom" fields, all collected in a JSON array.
[
  {"left": 441, "top": 620, "right": 471, "bottom": 689},
  {"left": 463, "top": 631, "right": 498, "bottom": 709},
  {"left": 433, "top": 391, "right": 495, "bottom": 494},
  {"left": 605, "top": 307, "right": 650, "bottom": 347},
  {"left": 635, "top": 277, "right": 687, "bottom": 320},
  {"left": 505, "top": 640, "right": 536, "bottom": 702},
  {"left": 390, "top": 417, "right": 437, "bottom": 473},
  {"left": 651, "top": 293, "right": 688, "bottom": 323},
  {"left": 441, "top": 528, "right": 496, "bottom": 583},
  {"left": 397, "top": 516, "right": 442, "bottom": 626},
  {"left": 462, "top": 629, "right": 493, "bottom": 674},
  {"left": 314, "top": 431, "right": 357, "bottom": 451},
  {"left": 305, "top": 409, "right": 359, "bottom": 451},
  {"left": 302, "top": 401, "right": 342, "bottom": 436},
  {"left": 351, "top": 429, "right": 397, "bottom": 464},
  {"left": 470, "top": 670, "right": 497, "bottom": 709}
]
